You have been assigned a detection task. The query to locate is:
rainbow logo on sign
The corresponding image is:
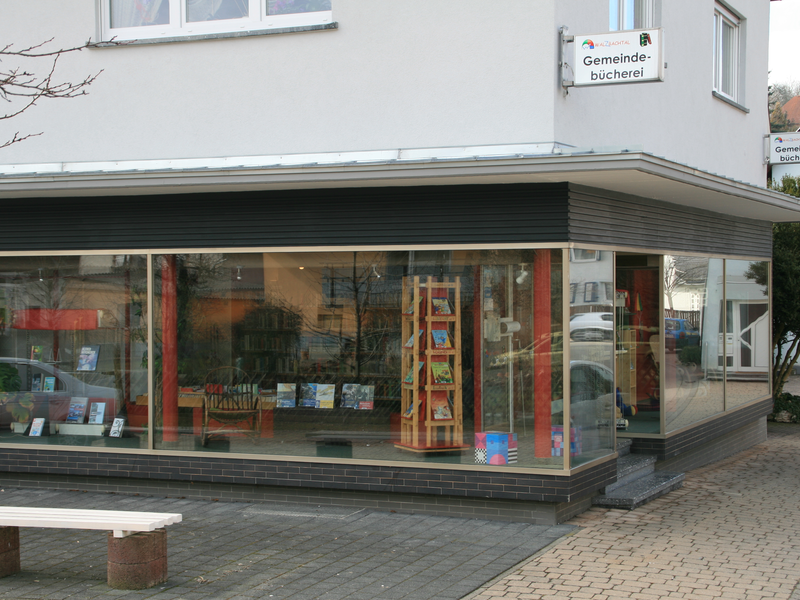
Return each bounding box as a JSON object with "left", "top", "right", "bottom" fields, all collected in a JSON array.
[{"left": 582, "top": 39, "right": 595, "bottom": 49}]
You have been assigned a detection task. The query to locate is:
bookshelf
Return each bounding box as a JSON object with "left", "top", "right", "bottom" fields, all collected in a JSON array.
[{"left": 396, "top": 276, "right": 467, "bottom": 453}]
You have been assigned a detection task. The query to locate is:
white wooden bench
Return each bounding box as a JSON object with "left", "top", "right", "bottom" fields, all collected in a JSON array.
[{"left": 0, "top": 507, "right": 182, "bottom": 589}]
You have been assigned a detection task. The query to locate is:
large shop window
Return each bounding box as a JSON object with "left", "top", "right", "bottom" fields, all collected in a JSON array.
[
  {"left": 144, "top": 249, "right": 576, "bottom": 469},
  {"left": 0, "top": 256, "right": 148, "bottom": 447},
  {"left": 101, "top": 0, "right": 333, "bottom": 42}
]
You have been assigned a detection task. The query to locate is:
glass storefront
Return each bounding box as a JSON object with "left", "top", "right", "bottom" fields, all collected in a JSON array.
[
  {"left": 0, "top": 248, "right": 772, "bottom": 470},
  {"left": 0, "top": 255, "right": 148, "bottom": 447}
]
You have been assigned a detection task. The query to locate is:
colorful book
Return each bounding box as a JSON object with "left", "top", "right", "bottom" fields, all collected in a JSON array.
[
  {"left": 31, "top": 373, "right": 42, "bottom": 392},
  {"left": 431, "top": 297, "right": 452, "bottom": 315},
  {"left": 76, "top": 345, "right": 100, "bottom": 372},
  {"left": 404, "top": 330, "right": 424, "bottom": 349},
  {"left": 87, "top": 402, "right": 106, "bottom": 424},
  {"left": 355, "top": 385, "right": 374, "bottom": 410},
  {"left": 42, "top": 376, "right": 56, "bottom": 392},
  {"left": 30, "top": 345, "right": 43, "bottom": 361},
  {"left": 29, "top": 417, "right": 46, "bottom": 437},
  {"left": 341, "top": 383, "right": 360, "bottom": 408},
  {"left": 430, "top": 361, "right": 454, "bottom": 384},
  {"left": 430, "top": 391, "right": 453, "bottom": 420},
  {"left": 404, "top": 361, "right": 425, "bottom": 384},
  {"left": 402, "top": 296, "right": 422, "bottom": 315},
  {"left": 109, "top": 417, "right": 125, "bottom": 438},
  {"left": 316, "top": 384, "right": 335, "bottom": 409},
  {"left": 403, "top": 401, "right": 415, "bottom": 418},
  {"left": 66, "top": 397, "right": 88, "bottom": 423},
  {"left": 277, "top": 383, "right": 297, "bottom": 408},
  {"left": 431, "top": 329, "right": 451, "bottom": 349}
]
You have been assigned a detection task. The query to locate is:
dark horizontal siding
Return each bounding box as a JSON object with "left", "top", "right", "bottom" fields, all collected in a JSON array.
[
  {"left": 0, "top": 183, "right": 570, "bottom": 252},
  {"left": 568, "top": 185, "right": 773, "bottom": 257}
]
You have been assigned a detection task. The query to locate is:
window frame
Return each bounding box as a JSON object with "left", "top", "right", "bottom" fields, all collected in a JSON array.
[
  {"left": 99, "top": 0, "right": 333, "bottom": 42},
  {"left": 609, "top": 0, "right": 656, "bottom": 31},
  {"left": 712, "top": 2, "right": 742, "bottom": 104}
]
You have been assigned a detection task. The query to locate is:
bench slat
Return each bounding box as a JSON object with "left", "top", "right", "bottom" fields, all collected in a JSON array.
[{"left": 0, "top": 507, "right": 182, "bottom": 537}]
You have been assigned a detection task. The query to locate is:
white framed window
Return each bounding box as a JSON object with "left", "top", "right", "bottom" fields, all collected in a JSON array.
[
  {"left": 570, "top": 249, "right": 601, "bottom": 263},
  {"left": 713, "top": 3, "right": 741, "bottom": 103},
  {"left": 609, "top": 0, "right": 655, "bottom": 31},
  {"left": 100, "top": 0, "right": 333, "bottom": 42}
]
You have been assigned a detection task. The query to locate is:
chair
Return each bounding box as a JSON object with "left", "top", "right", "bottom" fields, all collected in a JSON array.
[{"left": 202, "top": 367, "right": 261, "bottom": 446}]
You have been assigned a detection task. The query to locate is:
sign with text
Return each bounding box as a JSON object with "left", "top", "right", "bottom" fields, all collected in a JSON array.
[
  {"left": 769, "top": 133, "right": 800, "bottom": 165},
  {"left": 574, "top": 29, "right": 663, "bottom": 86}
]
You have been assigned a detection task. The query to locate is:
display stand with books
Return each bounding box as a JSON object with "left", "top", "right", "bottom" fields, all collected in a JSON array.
[{"left": 396, "top": 276, "right": 467, "bottom": 453}]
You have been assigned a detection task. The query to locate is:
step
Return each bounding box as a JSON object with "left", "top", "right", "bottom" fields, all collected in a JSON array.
[
  {"left": 593, "top": 471, "right": 685, "bottom": 510},
  {"left": 616, "top": 438, "right": 633, "bottom": 457},
  {"left": 604, "top": 454, "right": 657, "bottom": 494}
]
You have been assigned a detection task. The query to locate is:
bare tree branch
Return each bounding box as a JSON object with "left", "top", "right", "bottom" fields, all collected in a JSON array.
[{"left": 0, "top": 38, "right": 106, "bottom": 149}]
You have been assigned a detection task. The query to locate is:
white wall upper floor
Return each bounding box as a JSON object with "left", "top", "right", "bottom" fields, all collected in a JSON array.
[{"left": 0, "top": 0, "right": 770, "bottom": 187}]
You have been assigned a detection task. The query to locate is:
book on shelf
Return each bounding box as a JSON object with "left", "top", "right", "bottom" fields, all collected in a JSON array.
[
  {"left": 431, "top": 297, "right": 452, "bottom": 315},
  {"left": 403, "top": 361, "right": 425, "bottom": 384},
  {"left": 430, "top": 329, "right": 451, "bottom": 349},
  {"left": 66, "top": 397, "right": 88, "bottom": 423},
  {"left": 316, "top": 384, "right": 335, "bottom": 409},
  {"left": 42, "top": 376, "right": 56, "bottom": 393},
  {"left": 300, "top": 383, "right": 317, "bottom": 407},
  {"left": 30, "top": 345, "right": 43, "bottom": 361},
  {"left": 402, "top": 296, "right": 423, "bottom": 315},
  {"left": 29, "top": 417, "right": 46, "bottom": 437},
  {"left": 109, "top": 417, "right": 125, "bottom": 438},
  {"left": 31, "top": 373, "right": 42, "bottom": 392},
  {"left": 76, "top": 345, "right": 100, "bottom": 372},
  {"left": 87, "top": 402, "right": 106, "bottom": 424},
  {"left": 277, "top": 383, "right": 297, "bottom": 408},
  {"left": 355, "top": 385, "right": 374, "bottom": 410},
  {"left": 430, "top": 361, "right": 454, "bottom": 384},
  {"left": 429, "top": 391, "right": 453, "bottom": 420},
  {"left": 403, "top": 329, "right": 424, "bottom": 349},
  {"left": 403, "top": 400, "right": 415, "bottom": 418},
  {"left": 341, "top": 383, "right": 359, "bottom": 408}
]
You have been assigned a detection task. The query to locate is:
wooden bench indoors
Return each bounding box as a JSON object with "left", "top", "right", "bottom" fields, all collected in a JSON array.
[{"left": 0, "top": 507, "right": 182, "bottom": 589}]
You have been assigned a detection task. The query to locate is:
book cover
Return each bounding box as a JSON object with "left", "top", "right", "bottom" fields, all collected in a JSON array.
[
  {"left": 430, "top": 361, "right": 454, "bottom": 384},
  {"left": 31, "top": 373, "right": 42, "bottom": 392},
  {"left": 431, "top": 329, "right": 451, "bottom": 349},
  {"left": 277, "top": 383, "right": 297, "bottom": 408},
  {"left": 430, "top": 391, "right": 453, "bottom": 420},
  {"left": 109, "top": 417, "right": 125, "bottom": 438},
  {"left": 66, "top": 397, "right": 88, "bottom": 423},
  {"left": 30, "top": 345, "right": 43, "bottom": 361},
  {"left": 403, "top": 361, "right": 425, "bottom": 384},
  {"left": 431, "top": 297, "right": 452, "bottom": 315},
  {"left": 403, "top": 401, "right": 415, "bottom": 418},
  {"left": 341, "top": 383, "right": 359, "bottom": 408},
  {"left": 403, "top": 329, "right": 424, "bottom": 348},
  {"left": 316, "top": 384, "right": 335, "bottom": 409},
  {"left": 29, "top": 417, "right": 46, "bottom": 437},
  {"left": 42, "top": 376, "right": 56, "bottom": 392},
  {"left": 355, "top": 385, "right": 374, "bottom": 410},
  {"left": 87, "top": 402, "right": 106, "bottom": 424},
  {"left": 402, "top": 296, "right": 422, "bottom": 315},
  {"left": 300, "top": 383, "right": 317, "bottom": 407},
  {"left": 76, "top": 345, "right": 100, "bottom": 372}
]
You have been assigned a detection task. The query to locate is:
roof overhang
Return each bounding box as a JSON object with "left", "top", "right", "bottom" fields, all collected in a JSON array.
[{"left": 1, "top": 144, "right": 799, "bottom": 222}]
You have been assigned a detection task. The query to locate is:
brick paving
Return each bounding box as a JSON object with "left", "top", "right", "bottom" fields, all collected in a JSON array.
[{"left": 466, "top": 422, "right": 800, "bottom": 600}]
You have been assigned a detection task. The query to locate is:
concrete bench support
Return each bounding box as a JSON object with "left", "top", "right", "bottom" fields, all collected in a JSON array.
[
  {"left": 0, "top": 526, "right": 20, "bottom": 578},
  {"left": 107, "top": 529, "right": 168, "bottom": 590}
]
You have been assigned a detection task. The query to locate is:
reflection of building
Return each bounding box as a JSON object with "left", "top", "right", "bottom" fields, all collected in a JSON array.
[{"left": 0, "top": 1, "right": 793, "bottom": 524}]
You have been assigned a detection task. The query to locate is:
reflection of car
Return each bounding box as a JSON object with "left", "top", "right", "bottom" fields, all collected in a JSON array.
[
  {"left": 551, "top": 360, "right": 615, "bottom": 423},
  {"left": 664, "top": 318, "right": 700, "bottom": 350},
  {"left": 0, "top": 358, "right": 117, "bottom": 427},
  {"left": 569, "top": 312, "right": 613, "bottom": 341}
]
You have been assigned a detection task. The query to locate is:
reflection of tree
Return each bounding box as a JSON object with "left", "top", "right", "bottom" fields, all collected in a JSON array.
[{"left": 664, "top": 256, "right": 708, "bottom": 311}]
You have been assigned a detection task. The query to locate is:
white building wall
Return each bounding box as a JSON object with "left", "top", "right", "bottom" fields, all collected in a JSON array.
[
  {"left": 0, "top": 0, "right": 771, "bottom": 189},
  {"left": 554, "top": 0, "right": 769, "bottom": 187},
  {"left": 0, "top": 1, "right": 557, "bottom": 164}
]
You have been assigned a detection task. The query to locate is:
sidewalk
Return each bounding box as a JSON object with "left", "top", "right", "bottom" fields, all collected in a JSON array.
[
  {"left": 467, "top": 422, "right": 800, "bottom": 600},
  {"left": 2, "top": 422, "right": 800, "bottom": 600}
]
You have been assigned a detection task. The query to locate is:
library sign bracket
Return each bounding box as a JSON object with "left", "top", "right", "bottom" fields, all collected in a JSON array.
[{"left": 560, "top": 26, "right": 664, "bottom": 91}]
